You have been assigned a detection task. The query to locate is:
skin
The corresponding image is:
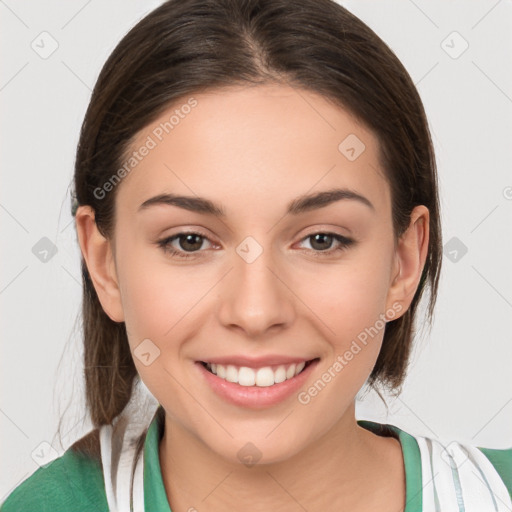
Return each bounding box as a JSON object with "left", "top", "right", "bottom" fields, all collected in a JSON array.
[{"left": 75, "top": 84, "right": 429, "bottom": 511}]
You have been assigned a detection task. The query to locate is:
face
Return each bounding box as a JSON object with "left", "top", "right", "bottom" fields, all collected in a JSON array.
[{"left": 85, "top": 84, "right": 420, "bottom": 464}]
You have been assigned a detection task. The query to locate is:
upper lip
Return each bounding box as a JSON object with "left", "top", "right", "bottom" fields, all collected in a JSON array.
[{"left": 198, "top": 355, "right": 317, "bottom": 368}]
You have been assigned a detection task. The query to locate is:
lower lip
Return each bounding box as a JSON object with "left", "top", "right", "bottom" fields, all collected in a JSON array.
[{"left": 195, "top": 359, "right": 320, "bottom": 409}]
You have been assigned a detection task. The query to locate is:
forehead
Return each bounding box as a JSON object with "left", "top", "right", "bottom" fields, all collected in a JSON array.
[{"left": 116, "top": 84, "right": 389, "bottom": 217}]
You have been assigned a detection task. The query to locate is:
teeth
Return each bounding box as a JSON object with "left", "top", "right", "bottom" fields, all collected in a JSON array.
[
  {"left": 239, "top": 367, "right": 256, "bottom": 386},
  {"left": 255, "top": 367, "right": 274, "bottom": 386},
  {"left": 216, "top": 364, "right": 226, "bottom": 379},
  {"left": 226, "top": 365, "right": 238, "bottom": 383},
  {"left": 205, "top": 361, "right": 309, "bottom": 387},
  {"left": 274, "top": 365, "right": 286, "bottom": 384}
]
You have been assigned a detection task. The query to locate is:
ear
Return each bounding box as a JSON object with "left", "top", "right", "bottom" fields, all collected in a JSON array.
[
  {"left": 74, "top": 205, "right": 125, "bottom": 323},
  {"left": 385, "top": 205, "right": 430, "bottom": 318}
]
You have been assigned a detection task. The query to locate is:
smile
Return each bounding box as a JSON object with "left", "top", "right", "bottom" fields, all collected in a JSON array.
[
  {"left": 195, "top": 357, "right": 320, "bottom": 408},
  {"left": 200, "top": 359, "right": 317, "bottom": 387}
]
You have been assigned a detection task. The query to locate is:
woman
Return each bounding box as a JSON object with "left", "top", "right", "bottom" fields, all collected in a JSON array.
[{"left": 2, "top": 0, "right": 510, "bottom": 510}]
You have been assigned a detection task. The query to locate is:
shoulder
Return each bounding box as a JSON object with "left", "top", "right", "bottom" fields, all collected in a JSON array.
[
  {"left": 359, "top": 420, "right": 512, "bottom": 509},
  {"left": 0, "top": 429, "right": 109, "bottom": 512},
  {"left": 477, "top": 445, "right": 512, "bottom": 495},
  {"left": 410, "top": 431, "right": 512, "bottom": 507}
]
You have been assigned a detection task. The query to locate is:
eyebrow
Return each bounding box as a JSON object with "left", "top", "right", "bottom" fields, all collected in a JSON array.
[{"left": 137, "top": 188, "right": 375, "bottom": 217}]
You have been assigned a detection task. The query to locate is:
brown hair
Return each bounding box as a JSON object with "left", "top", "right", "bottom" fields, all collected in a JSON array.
[{"left": 71, "top": 0, "right": 442, "bottom": 428}]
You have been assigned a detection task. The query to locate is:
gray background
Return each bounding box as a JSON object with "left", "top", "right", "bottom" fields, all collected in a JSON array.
[{"left": 1, "top": 0, "right": 511, "bottom": 500}]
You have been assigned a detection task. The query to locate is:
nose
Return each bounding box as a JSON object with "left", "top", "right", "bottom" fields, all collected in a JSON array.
[{"left": 217, "top": 241, "right": 295, "bottom": 338}]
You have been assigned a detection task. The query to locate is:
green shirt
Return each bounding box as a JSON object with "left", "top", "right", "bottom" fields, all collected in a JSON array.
[{"left": 2, "top": 405, "right": 511, "bottom": 511}]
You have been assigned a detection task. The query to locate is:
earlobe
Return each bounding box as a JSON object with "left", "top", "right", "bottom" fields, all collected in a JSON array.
[
  {"left": 74, "top": 205, "right": 125, "bottom": 323},
  {"left": 385, "top": 205, "right": 430, "bottom": 317}
]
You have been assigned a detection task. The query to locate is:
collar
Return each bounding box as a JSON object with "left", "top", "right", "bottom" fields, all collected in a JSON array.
[
  {"left": 143, "top": 406, "right": 171, "bottom": 512},
  {"left": 142, "top": 406, "right": 422, "bottom": 511},
  {"left": 357, "top": 419, "right": 422, "bottom": 511}
]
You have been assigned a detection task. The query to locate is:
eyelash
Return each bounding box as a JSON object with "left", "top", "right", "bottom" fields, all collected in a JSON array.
[{"left": 156, "top": 231, "right": 355, "bottom": 260}]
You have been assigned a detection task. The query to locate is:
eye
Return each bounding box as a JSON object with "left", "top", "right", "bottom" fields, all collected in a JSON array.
[
  {"left": 296, "top": 232, "right": 355, "bottom": 257},
  {"left": 157, "top": 231, "right": 214, "bottom": 259},
  {"left": 157, "top": 230, "right": 355, "bottom": 260}
]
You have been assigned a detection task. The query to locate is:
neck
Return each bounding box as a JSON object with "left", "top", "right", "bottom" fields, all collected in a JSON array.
[{"left": 158, "top": 402, "right": 406, "bottom": 512}]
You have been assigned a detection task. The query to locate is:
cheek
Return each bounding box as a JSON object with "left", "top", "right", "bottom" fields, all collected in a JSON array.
[
  {"left": 117, "top": 258, "right": 204, "bottom": 399},
  {"left": 302, "top": 250, "right": 393, "bottom": 333},
  {"left": 293, "top": 244, "right": 394, "bottom": 388},
  {"left": 115, "top": 241, "right": 199, "bottom": 353}
]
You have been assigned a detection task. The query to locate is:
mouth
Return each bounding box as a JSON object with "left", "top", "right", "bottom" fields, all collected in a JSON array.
[{"left": 198, "top": 358, "right": 320, "bottom": 387}]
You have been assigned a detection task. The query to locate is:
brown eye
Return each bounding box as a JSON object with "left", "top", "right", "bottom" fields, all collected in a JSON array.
[
  {"left": 298, "top": 232, "right": 355, "bottom": 256},
  {"left": 309, "top": 233, "right": 335, "bottom": 251},
  {"left": 175, "top": 233, "right": 205, "bottom": 252},
  {"left": 157, "top": 231, "right": 214, "bottom": 259}
]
